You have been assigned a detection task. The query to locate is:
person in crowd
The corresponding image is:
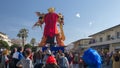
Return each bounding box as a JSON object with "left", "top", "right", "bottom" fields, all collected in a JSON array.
[
  {"left": 0, "top": 50, "right": 2, "bottom": 67},
  {"left": 11, "top": 48, "right": 17, "bottom": 57},
  {"left": 106, "top": 52, "right": 110, "bottom": 65},
  {"left": 25, "top": 48, "right": 33, "bottom": 61},
  {"left": 58, "top": 50, "right": 63, "bottom": 55},
  {"left": 1, "top": 49, "right": 9, "bottom": 68},
  {"left": 55, "top": 52, "right": 61, "bottom": 63},
  {"left": 67, "top": 52, "right": 73, "bottom": 68},
  {"left": 34, "top": 49, "right": 44, "bottom": 68},
  {"left": 12, "top": 46, "right": 24, "bottom": 68},
  {"left": 12, "top": 47, "right": 19, "bottom": 68},
  {"left": 18, "top": 46, "right": 24, "bottom": 60},
  {"left": 16, "top": 48, "right": 33, "bottom": 68},
  {"left": 7, "top": 48, "right": 18, "bottom": 68},
  {"left": 112, "top": 50, "right": 120, "bottom": 68},
  {"left": 58, "top": 53, "right": 69, "bottom": 68},
  {"left": 73, "top": 53, "right": 79, "bottom": 68},
  {"left": 43, "top": 51, "right": 59, "bottom": 68},
  {"left": 51, "top": 51, "right": 55, "bottom": 57},
  {"left": 79, "top": 53, "right": 83, "bottom": 68},
  {"left": 99, "top": 51, "right": 105, "bottom": 64},
  {"left": 43, "top": 48, "right": 51, "bottom": 64}
]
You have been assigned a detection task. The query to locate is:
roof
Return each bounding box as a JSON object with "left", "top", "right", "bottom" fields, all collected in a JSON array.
[
  {"left": 0, "top": 32, "right": 6, "bottom": 35},
  {"left": 72, "top": 37, "right": 92, "bottom": 44},
  {"left": 89, "top": 24, "right": 120, "bottom": 37}
]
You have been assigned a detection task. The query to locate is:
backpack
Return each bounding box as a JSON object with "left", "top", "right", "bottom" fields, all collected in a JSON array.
[
  {"left": 114, "top": 55, "right": 119, "bottom": 62},
  {"left": 59, "top": 57, "right": 67, "bottom": 68}
]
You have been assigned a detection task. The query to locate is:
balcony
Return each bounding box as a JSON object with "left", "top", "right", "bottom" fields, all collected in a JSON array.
[{"left": 89, "top": 38, "right": 120, "bottom": 47}]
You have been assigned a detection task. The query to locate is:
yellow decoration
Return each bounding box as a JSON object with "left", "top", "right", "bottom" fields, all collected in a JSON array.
[{"left": 48, "top": 7, "right": 55, "bottom": 13}]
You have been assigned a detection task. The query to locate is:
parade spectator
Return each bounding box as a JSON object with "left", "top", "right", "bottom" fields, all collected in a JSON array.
[
  {"left": 55, "top": 52, "right": 61, "bottom": 63},
  {"left": 12, "top": 48, "right": 19, "bottom": 59},
  {"left": 16, "top": 48, "right": 33, "bottom": 68},
  {"left": 17, "top": 46, "right": 24, "bottom": 60},
  {"left": 1, "top": 49, "right": 9, "bottom": 68},
  {"left": 112, "top": 50, "right": 120, "bottom": 68},
  {"left": 73, "top": 53, "right": 79, "bottom": 68},
  {"left": 12, "top": 48, "right": 19, "bottom": 68},
  {"left": 43, "top": 52, "right": 59, "bottom": 68},
  {"left": 33, "top": 49, "right": 44, "bottom": 68},
  {"left": 43, "top": 48, "right": 51, "bottom": 64},
  {"left": 58, "top": 53, "right": 69, "bottom": 68},
  {"left": 11, "top": 48, "right": 17, "bottom": 57},
  {"left": 99, "top": 51, "right": 105, "bottom": 64},
  {"left": 79, "top": 54, "right": 83, "bottom": 68},
  {"left": 25, "top": 48, "right": 33, "bottom": 61},
  {"left": 106, "top": 52, "right": 110, "bottom": 65},
  {"left": 67, "top": 52, "right": 73, "bottom": 68}
]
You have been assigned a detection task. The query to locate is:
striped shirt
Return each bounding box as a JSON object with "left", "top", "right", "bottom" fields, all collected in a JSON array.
[{"left": 16, "top": 57, "right": 33, "bottom": 68}]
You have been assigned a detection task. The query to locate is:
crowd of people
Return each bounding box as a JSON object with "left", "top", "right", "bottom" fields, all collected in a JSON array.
[
  {"left": 0, "top": 46, "right": 87, "bottom": 68},
  {"left": 0, "top": 46, "right": 120, "bottom": 68}
]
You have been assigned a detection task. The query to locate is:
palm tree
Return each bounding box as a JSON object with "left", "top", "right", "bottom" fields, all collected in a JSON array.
[
  {"left": 30, "top": 38, "right": 36, "bottom": 46},
  {"left": 17, "top": 28, "right": 28, "bottom": 46}
]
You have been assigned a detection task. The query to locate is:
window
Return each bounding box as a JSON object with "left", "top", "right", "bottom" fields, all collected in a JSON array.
[
  {"left": 116, "top": 32, "right": 120, "bottom": 38},
  {"left": 107, "top": 35, "right": 111, "bottom": 40},
  {"left": 100, "top": 37, "right": 103, "bottom": 42},
  {"left": 89, "top": 39, "right": 96, "bottom": 44}
]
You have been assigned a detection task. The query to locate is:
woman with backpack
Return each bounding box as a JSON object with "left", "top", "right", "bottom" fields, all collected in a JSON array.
[
  {"left": 58, "top": 53, "right": 69, "bottom": 68},
  {"left": 112, "top": 51, "right": 120, "bottom": 68}
]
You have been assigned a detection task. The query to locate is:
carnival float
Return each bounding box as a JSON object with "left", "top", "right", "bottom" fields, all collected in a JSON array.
[{"left": 33, "top": 8, "right": 65, "bottom": 52}]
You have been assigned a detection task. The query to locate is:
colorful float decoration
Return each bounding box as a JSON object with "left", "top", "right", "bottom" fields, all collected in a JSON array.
[{"left": 33, "top": 8, "right": 65, "bottom": 47}]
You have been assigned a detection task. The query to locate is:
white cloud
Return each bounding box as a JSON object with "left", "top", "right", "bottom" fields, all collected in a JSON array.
[
  {"left": 76, "top": 13, "right": 80, "bottom": 18},
  {"left": 89, "top": 21, "right": 93, "bottom": 26}
]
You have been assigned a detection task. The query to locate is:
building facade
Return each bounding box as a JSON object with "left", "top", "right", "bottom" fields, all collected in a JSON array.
[
  {"left": 71, "top": 38, "right": 92, "bottom": 53},
  {"left": 11, "top": 38, "right": 22, "bottom": 45},
  {"left": 0, "top": 32, "right": 12, "bottom": 46},
  {"left": 89, "top": 24, "right": 120, "bottom": 52}
]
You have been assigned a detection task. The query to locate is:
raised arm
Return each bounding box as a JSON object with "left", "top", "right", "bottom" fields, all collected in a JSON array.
[
  {"left": 32, "top": 12, "right": 45, "bottom": 28},
  {"left": 58, "top": 13, "right": 64, "bottom": 24},
  {"left": 58, "top": 13, "right": 65, "bottom": 41}
]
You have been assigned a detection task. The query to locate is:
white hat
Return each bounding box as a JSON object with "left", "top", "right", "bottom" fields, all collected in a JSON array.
[{"left": 46, "top": 50, "right": 51, "bottom": 55}]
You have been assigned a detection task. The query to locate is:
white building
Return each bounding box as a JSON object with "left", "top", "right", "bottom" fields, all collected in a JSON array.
[
  {"left": 74, "top": 38, "right": 92, "bottom": 52},
  {"left": 66, "top": 43, "right": 74, "bottom": 51},
  {"left": 0, "top": 32, "right": 12, "bottom": 46},
  {"left": 11, "top": 38, "right": 22, "bottom": 45},
  {"left": 89, "top": 24, "right": 120, "bottom": 52},
  {"left": 68, "top": 38, "right": 92, "bottom": 52}
]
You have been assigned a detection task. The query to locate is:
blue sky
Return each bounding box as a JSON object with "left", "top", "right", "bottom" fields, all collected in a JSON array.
[{"left": 0, "top": 0, "right": 120, "bottom": 45}]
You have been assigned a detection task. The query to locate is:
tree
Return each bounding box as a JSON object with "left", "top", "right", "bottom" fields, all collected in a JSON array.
[
  {"left": 32, "top": 46, "right": 38, "bottom": 52},
  {"left": 30, "top": 38, "right": 36, "bottom": 46},
  {"left": 10, "top": 44, "right": 20, "bottom": 50},
  {"left": 24, "top": 43, "right": 32, "bottom": 50},
  {"left": 17, "top": 28, "right": 28, "bottom": 46},
  {"left": 0, "top": 40, "right": 9, "bottom": 49}
]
